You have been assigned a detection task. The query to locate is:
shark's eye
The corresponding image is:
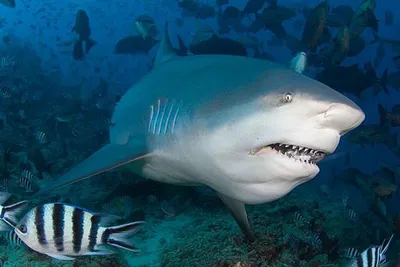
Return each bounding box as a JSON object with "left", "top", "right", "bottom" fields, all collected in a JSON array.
[
  {"left": 283, "top": 93, "right": 293, "bottom": 103},
  {"left": 18, "top": 224, "right": 27, "bottom": 233}
]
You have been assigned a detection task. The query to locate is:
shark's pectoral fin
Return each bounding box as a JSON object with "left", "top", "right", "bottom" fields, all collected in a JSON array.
[
  {"left": 36, "top": 144, "right": 151, "bottom": 195},
  {"left": 216, "top": 192, "right": 255, "bottom": 242}
]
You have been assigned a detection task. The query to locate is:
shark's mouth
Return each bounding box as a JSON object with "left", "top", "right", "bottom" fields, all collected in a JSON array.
[
  {"left": 270, "top": 143, "right": 327, "bottom": 164},
  {"left": 251, "top": 143, "right": 327, "bottom": 165}
]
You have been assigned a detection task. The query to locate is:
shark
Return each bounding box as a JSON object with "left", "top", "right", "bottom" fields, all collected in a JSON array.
[{"left": 39, "top": 24, "right": 365, "bottom": 241}]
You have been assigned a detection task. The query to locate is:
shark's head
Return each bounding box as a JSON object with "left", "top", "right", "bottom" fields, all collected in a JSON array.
[{"left": 204, "top": 65, "right": 365, "bottom": 204}]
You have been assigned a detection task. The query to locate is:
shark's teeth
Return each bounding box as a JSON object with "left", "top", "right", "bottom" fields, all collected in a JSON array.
[{"left": 268, "top": 143, "right": 326, "bottom": 164}]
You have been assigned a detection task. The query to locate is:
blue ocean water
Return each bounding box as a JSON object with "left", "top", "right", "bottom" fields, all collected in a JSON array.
[{"left": 0, "top": 0, "right": 399, "bottom": 266}]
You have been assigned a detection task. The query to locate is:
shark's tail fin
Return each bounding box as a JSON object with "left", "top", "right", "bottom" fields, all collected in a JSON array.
[
  {"left": 0, "top": 200, "right": 29, "bottom": 230},
  {"left": 102, "top": 221, "right": 144, "bottom": 252},
  {"left": 86, "top": 38, "right": 97, "bottom": 53}
]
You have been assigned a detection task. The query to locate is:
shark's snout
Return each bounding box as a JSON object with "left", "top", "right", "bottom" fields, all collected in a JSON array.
[{"left": 323, "top": 103, "right": 365, "bottom": 135}]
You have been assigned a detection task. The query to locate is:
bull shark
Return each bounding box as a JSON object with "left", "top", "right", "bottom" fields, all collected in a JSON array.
[{"left": 39, "top": 23, "right": 365, "bottom": 241}]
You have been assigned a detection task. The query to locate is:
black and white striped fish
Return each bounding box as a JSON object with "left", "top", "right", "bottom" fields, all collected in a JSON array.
[
  {"left": 0, "top": 192, "right": 28, "bottom": 231},
  {"left": 343, "top": 247, "right": 360, "bottom": 259},
  {"left": 22, "top": 170, "right": 35, "bottom": 180},
  {"left": 17, "top": 176, "right": 33, "bottom": 192},
  {"left": 35, "top": 131, "right": 48, "bottom": 144},
  {"left": 4, "top": 230, "right": 22, "bottom": 245},
  {"left": 293, "top": 211, "right": 308, "bottom": 226},
  {"left": 348, "top": 234, "right": 394, "bottom": 267},
  {"left": 12, "top": 203, "right": 144, "bottom": 261},
  {"left": 0, "top": 86, "right": 11, "bottom": 98}
]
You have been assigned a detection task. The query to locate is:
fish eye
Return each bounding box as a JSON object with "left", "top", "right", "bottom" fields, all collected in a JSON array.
[
  {"left": 282, "top": 92, "right": 293, "bottom": 103},
  {"left": 18, "top": 224, "right": 27, "bottom": 233}
]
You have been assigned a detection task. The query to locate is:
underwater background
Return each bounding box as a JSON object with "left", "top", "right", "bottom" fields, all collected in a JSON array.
[{"left": 0, "top": 0, "right": 399, "bottom": 266}]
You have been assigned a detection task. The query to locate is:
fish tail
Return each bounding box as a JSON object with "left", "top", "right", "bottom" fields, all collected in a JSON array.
[
  {"left": 85, "top": 38, "right": 97, "bottom": 53},
  {"left": 0, "top": 200, "right": 28, "bottom": 228},
  {"left": 102, "top": 221, "right": 144, "bottom": 252},
  {"left": 0, "top": 192, "right": 11, "bottom": 205},
  {"left": 377, "top": 104, "right": 388, "bottom": 126}
]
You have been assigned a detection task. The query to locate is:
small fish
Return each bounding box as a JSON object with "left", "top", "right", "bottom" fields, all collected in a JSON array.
[
  {"left": 5, "top": 230, "right": 22, "bottom": 245},
  {"left": 35, "top": 131, "right": 48, "bottom": 144},
  {"left": 344, "top": 247, "right": 360, "bottom": 259},
  {"left": 0, "top": 86, "right": 11, "bottom": 98},
  {"left": 10, "top": 203, "right": 144, "bottom": 260},
  {"left": 0, "top": 55, "right": 15, "bottom": 70},
  {"left": 147, "top": 194, "right": 157, "bottom": 203},
  {"left": 134, "top": 14, "right": 158, "bottom": 39},
  {"left": 348, "top": 209, "right": 357, "bottom": 221},
  {"left": 293, "top": 212, "right": 308, "bottom": 226},
  {"left": 17, "top": 177, "right": 33, "bottom": 192},
  {"left": 290, "top": 52, "right": 307, "bottom": 74},
  {"left": 311, "top": 233, "right": 322, "bottom": 248},
  {"left": 22, "top": 170, "right": 35, "bottom": 180},
  {"left": 0, "top": 192, "right": 28, "bottom": 231},
  {"left": 349, "top": 234, "right": 394, "bottom": 267},
  {"left": 378, "top": 104, "right": 400, "bottom": 127}
]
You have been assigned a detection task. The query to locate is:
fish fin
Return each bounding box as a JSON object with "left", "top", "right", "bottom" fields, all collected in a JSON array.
[
  {"left": 1, "top": 201, "right": 29, "bottom": 227},
  {"left": 378, "top": 104, "right": 387, "bottom": 126},
  {"left": 0, "top": 221, "right": 12, "bottom": 231},
  {"left": 85, "top": 38, "right": 97, "bottom": 53},
  {"left": 96, "top": 213, "right": 121, "bottom": 226},
  {"left": 216, "top": 192, "right": 254, "bottom": 242},
  {"left": 104, "top": 221, "right": 145, "bottom": 252},
  {"left": 35, "top": 144, "right": 152, "bottom": 195},
  {"left": 83, "top": 249, "right": 114, "bottom": 256},
  {"left": 154, "top": 22, "right": 178, "bottom": 67},
  {"left": 0, "top": 192, "right": 11, "bottom": 205},
  {"left": 46, "top": 254, "right": 75, "bottom": 261},
  {"left": 380, "top": 234, "right": 394, "bottom": 254}
]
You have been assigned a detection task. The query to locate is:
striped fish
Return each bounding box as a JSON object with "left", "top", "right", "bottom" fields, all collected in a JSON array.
[
  {"left": 344, "top": 247, "right": 360, "bottom": 259},
  {"left": 0, "top": 87, "right": 11, "bottom": 98},
  {"left": 22, "top": 170, "right": 35, "bottom": 180},
  {"left": 349, "top": 234, "right": 394, "bottom": 267},
  {"left": 5, "top": 230, "right": 22, "bottom": 245},
  {"left": 0, "top": 192, "right": 28, "bottom": 231},
  {"left": 35, "top": 131, "right": 48, "bottom": 144},
  {"left": 348, "top": 209, "right": 357, "bottom": 221},
  {"left": 12, "top": 203, "right": 144, "bottom": 261},
  {"left": 293, "top": 212, "right": 308, "bottom": 226},
  {"left": 17, "top": 176, "right": 33, "bottom": 192}
]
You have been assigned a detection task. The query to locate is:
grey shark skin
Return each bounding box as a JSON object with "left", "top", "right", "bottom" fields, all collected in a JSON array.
[{"left": 40, "top": 24, "right": 365, "bottom": 241}]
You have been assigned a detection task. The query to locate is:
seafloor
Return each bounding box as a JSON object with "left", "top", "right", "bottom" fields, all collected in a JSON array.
[{"left": 1, "top": 180, "right": 398, "bottom": 267}]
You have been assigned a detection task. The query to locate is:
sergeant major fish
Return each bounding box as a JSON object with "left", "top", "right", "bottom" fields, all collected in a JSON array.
[{"left": 6, "top": 202, "right": 144, "bottom": 261}]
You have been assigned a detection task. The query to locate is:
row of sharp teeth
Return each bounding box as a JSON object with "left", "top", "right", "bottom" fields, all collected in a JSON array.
[
  {"left": 276, "top": 144, "right": 320, "bottom": 155},
  {"left": 278, "top": 150, "right": 316, "bottom": 164}
]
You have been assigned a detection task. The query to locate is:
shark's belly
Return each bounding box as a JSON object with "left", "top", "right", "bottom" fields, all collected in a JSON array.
[{"left": 139, "top": 148, "right": 314, "bottom": 204}]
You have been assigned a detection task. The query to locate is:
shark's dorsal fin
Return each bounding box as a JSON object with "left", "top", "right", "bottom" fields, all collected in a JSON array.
[{"left": 154, "top": 22, "right": 178, "bottom": 67}]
